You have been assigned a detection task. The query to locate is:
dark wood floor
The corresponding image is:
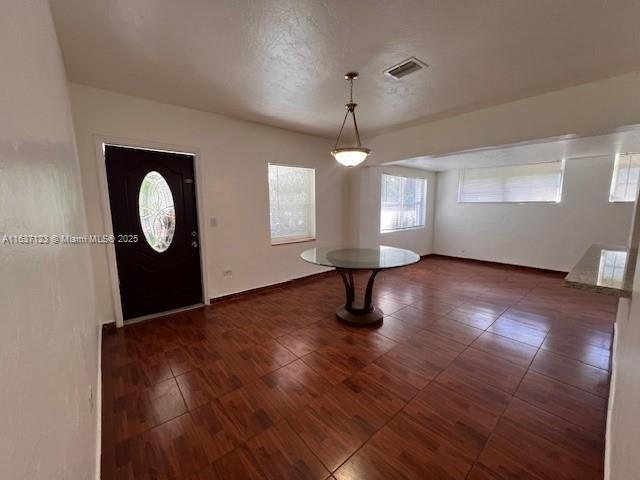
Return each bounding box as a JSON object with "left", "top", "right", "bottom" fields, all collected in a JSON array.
[{"left": 101, "top": 256, "right": 615, "bottom": 479}]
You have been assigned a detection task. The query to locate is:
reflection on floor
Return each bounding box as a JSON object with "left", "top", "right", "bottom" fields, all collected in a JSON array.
[{"left": 101, "top": 256, "right": 614, "bottom": 479}]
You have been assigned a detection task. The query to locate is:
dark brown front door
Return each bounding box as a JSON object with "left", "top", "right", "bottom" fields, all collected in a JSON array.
[{"left": 105, "top": 145, "right": 203, "bottom": 320}]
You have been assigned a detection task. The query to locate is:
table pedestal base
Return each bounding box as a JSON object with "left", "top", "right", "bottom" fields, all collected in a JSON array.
[
  {"left": 335, "top": 268, "right": 383, "bottom": 328},
  {"left": 336, "top": 305, "right": 383, "bottom": 327}
]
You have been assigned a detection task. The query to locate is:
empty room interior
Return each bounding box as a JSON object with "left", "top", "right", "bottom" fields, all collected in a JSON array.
[{"left": 5, "top": 1, "right": 640, "bottom": 479}]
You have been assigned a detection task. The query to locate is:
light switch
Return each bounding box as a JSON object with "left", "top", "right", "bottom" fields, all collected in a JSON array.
[{"left": 209, "top": 217, "right": 217, "bottom": 227}]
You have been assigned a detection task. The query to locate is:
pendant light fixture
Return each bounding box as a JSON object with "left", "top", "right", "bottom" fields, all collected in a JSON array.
[{"left": 331, "top": 72, "right": 371, "bottom": 167}]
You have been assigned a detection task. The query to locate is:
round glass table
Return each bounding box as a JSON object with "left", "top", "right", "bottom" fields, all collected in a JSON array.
[{"left": 301, "top": 246, "right": 420, "bottom": 327}]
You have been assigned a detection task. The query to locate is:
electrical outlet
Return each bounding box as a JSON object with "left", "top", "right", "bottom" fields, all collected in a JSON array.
[{"left": 223, "top": 270, "right": 233, "bottom": 277}]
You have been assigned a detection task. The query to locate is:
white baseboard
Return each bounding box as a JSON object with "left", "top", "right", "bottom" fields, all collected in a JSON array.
[{"left": 95, "top": 326, "right": 102, "bottom": 480}]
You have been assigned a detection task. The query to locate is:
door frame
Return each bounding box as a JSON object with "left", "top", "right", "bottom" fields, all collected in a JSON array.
[{"left": 93, "top": 134, "right": 209, "bottom": 328}]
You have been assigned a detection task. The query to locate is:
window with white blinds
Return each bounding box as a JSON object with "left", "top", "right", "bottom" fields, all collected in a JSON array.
[
  {"left": 458, "top": 161, "right": 564, "bottom": 203},
  {"left": 609, "top": 153, "right": 640, "bottom": 202},
  {"left": 268, "top": 164, "right": 316, "bottom": 244},
  {"left": 380, "top": 174, "right": 427, "bottom": 232}
]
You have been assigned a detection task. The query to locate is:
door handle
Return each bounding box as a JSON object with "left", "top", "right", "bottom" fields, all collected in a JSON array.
[{"left": 191, "top": 241, "right": 198, "bottom": 248}]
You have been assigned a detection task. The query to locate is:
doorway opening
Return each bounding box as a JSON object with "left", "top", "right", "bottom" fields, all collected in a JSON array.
[{"left": 103, "top": 144, "right": 204, "bottom": 322}]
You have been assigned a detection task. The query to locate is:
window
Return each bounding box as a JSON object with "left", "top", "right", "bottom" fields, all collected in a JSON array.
[
  {"left": 138, "top": 171, "right": 175, "bottom": 253},
  {"left": 380, "top": 174, "right": 427, "bottom": 232},
  {"left": 268, "top": 164, "right": 316, "bottom": 244},
  {"left": 458, "top": 161, "right": 564, "bottom": 203},
  {"left": 610, "top": 153, "right": 640, "bottom": 202}
]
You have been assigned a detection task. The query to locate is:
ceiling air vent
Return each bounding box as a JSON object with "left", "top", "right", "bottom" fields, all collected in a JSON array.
[{"left": 384, "top": 57, "right": 428, "bottom": 80}]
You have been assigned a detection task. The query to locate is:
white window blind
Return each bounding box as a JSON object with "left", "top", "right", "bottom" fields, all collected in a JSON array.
[
  {"left": 380, "top": 174, "right": 427, "bottom": 232},
  {"left": 268, "top": 164, "right": 316, "bottom": 244},
  {"left": 458, "top": 161, "right": 564, "bottom": 203},
  {"left": 610, "top": 153, "right": 640, "bottom": 202}
]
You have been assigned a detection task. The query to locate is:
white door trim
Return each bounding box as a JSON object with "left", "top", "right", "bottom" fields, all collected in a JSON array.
[{"left": 92, "top": 134, "right": 210, "bottom": 328}]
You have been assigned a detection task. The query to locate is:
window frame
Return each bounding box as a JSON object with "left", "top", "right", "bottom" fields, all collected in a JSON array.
[
  {"left": 267, "top": 163, "right": 317, "bottom": 246},
  {"left": 379, "top": 173, "right": 428, "bottom": 234},
  {"left": 457, "top": 160, "right": 565, "bottom": 204},
  {"left": 609, "top": 153, "right": 640, "bottom": 203}
]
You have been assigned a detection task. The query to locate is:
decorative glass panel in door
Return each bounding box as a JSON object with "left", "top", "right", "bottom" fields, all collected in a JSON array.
[{"left": 138, "top": 171, "right": 176, "bottom": 252}]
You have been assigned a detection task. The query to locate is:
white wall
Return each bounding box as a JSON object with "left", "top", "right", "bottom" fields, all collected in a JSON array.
[
  {"left": 365, "top": 72, "right": 640, "bottom": 165},
  {"left": 350, "top": 73, "right": 640, "bottom": 266},
  {"left": 69, "top": 84, "right": 348, "bottom": 323},
  {"left": 433, "top": 156, "right": 634, "bottom": 271},
  {"left": 606, "top": 187, "right": 640, "bottom": 480},
  {"left": 0, "top": 1, "right": 99, "bottom": 479},
  {"left": 352, "top": 165, "right": 436, "bottom": 256}
]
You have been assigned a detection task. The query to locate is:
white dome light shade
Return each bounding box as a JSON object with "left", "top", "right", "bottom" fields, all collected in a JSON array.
[{"left": 331, "top": 147, "right": 371, "bottom": 167}]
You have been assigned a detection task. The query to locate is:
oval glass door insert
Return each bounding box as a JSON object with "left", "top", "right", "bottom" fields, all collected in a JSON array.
[{"left": 138, "top": 171, "right": 176, "bottom": 252}]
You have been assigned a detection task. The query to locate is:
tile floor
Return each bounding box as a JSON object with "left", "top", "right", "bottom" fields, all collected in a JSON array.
[{"left": 101, "top": 256, "right": 615, "bottom": 479}]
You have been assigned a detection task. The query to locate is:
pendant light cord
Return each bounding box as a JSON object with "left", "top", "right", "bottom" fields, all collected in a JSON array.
[
  {"left": 350, "top": 77, "right": 354, "bottom": 103},
  {"left": 333, "top": 77, "right": 363, "bottom": 149},
  {"left": 334, "top": 109, "right": 350, "bottom": 150},
  {"left": 352, "top": 106, "right": 363, "bottom": 147}
]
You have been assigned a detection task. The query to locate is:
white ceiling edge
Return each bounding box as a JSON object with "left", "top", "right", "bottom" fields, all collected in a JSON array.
[{"left": 385, "top": 126, "right": 640, "bottom": 172}]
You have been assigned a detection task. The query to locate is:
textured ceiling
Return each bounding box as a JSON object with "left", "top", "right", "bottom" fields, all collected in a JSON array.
[
  {"left": 50, "top": 0, "right": 640, "bottom": 138},
  {"left": 391, "top": 128, "right": 640, "bottom": 171}
]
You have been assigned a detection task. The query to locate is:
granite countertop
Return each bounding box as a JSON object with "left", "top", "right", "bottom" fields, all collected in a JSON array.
[{"left": 564, "top": 244, "right": 636, "bottom": 297}]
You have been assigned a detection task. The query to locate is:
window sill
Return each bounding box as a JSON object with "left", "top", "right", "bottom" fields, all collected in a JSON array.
[
  {"left": 271, "top": 237, "right": 316, "bottom": 246},
  {"left": 380, "top": 226, "right": 426, "bottom": 234}
]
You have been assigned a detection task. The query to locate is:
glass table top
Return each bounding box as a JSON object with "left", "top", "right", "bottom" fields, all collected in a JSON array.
[{"left": 300, "top": 246, "right": 420, "bottom": 270}]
